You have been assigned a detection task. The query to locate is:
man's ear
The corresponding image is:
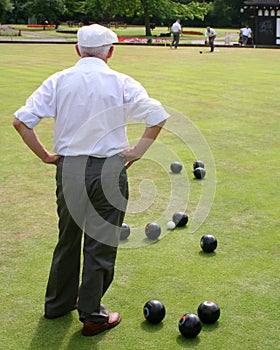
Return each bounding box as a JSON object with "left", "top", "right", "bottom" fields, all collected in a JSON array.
[
  {"left": 107, "top": 46, "right": 114, "bottom": 59},
  {"left": 75, "top": 44, "right": 81, "bottom": 57}
]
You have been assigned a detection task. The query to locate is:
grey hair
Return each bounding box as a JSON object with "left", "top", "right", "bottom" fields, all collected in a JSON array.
[{"left": 78, "top": 45, "right": 112, "bottom": 58}]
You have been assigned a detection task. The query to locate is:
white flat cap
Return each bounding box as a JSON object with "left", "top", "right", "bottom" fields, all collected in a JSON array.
[{"left": 77, "top": 24, "right": 118, "bottom": 47}]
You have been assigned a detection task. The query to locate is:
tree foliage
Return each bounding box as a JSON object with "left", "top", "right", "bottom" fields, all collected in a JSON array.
[
  {"left": 0, "top": 0, "right": 13, "bottom": 22},
  {"left": 81, "top": 0, "right": 210, "bottom": 35},
  {"left": 64, "top": 0, "right": 80, "bottom": 17},
  {"left": 2, "top": 0, "right": 249, "bottom": 28},
  {"left": 206, "top": 0, "right": 245, "bottom": 27},
  {"left": 25, "top": 0, "right": 66, "bottom": 23}
]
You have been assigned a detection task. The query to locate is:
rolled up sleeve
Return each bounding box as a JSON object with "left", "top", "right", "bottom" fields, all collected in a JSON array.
[
  {"left": 14, "top": 73, "right": 58, "bottom": 128},
  {"left": 123, "top": 76, "right": 170, "bottom": 127}
]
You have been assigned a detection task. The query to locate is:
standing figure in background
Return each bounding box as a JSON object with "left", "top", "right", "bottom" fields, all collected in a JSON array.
[
  {"left": 240, "top": 25, "right": 253, "bottom": 46},
  {"left": 171, "top": 19, "right": 182, "bottom": 49},
  {"left": 205, "top": 26, "right": 217, "bottom": 52},
  {"left": 225, "top": 32, "right": 231, "bottom": 45}
]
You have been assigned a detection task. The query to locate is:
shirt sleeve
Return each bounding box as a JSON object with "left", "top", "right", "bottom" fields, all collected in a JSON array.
[
  {"left": 123, "top": 76, "right": 170, "bottom": 127},
  {"left": 14, "top": 73, "right": 58, "bottom": 128}
]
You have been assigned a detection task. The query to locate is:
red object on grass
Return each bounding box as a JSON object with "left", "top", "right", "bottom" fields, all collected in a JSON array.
[{"left": 181, "top": 31, "right": 203, "bottom": 35}]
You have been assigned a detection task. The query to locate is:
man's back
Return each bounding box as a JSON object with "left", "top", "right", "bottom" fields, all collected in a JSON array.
[{"left": 171, "top": 21, "right": 181, "bottom": 32}]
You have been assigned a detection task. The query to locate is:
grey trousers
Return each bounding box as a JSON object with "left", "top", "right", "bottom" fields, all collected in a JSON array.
[
  {"left": 209, "top": 37, "right": 215, "bottom": 52},
  {"left": 45, "top": 155, "right": 128, "bottom": 322},
  {"left": 171, "top": 32, "right": 180, "bottom": 48}
]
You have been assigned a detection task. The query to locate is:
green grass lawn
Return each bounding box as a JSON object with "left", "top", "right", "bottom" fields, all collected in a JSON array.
[{"left": 0, "top": 43, "right": 279, "bottom": 349}]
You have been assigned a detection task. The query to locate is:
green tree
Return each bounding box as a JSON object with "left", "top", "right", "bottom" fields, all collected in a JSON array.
[
  {"left": 9, "top": 0, "right": 29, "bottom": 24},
  {"left": 64, "top": 0, "right": 80, "bottom": 17},
  {"left": 81, "top": 0, "right": 210, "bottom": 35},
  {"left": 208, "top": 0, "right": 231, "bottom": 26},
  {"left": 0, "top": 0, "right": 13, "bottom": 22},
  {"left": 140, "top": 0, "right": 210, "bottom": 35},
  {"left": 207, "top": 0, "right": 245, "bottom": 27},
  {"left": 26, "top": 0, "right": 66, "bottom": 23}
]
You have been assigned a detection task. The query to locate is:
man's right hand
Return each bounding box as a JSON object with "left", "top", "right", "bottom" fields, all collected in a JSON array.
[{"left": 43, "top": 154, "right": 61, "bottom": 166}]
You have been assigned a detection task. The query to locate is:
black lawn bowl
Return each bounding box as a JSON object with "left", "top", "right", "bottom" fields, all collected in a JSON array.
[
  {"left": 120, "top": 223, "right": 130, "bottom": 240},
  {"left": 145, "top": 222, "right": 161, "bottom": 240},
  {"left": 170, "top": 161, "right": 183, "bottom": 174},
  {"left": 197, "top": 301, "right": 220, "bottom": 324},
  {"left": 193, "top": 167, "right": 206, "bottom": 179},
  {"left": 200, "top": 234, "right": 217, "bottom": 253},
  {"left": 143, "top": 300, "right": 166, "bottom": 324},
  {"left": 178, "top": 313, "right": 202, "bottom": 339},
  {"left": 172, "top": 212, "right": 188, "bottom": 227},
  {"left": 193, "top": 160, "right": 205, "bottom": 169}
]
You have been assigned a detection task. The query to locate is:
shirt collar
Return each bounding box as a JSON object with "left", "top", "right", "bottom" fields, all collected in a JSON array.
[{"left": 76, "top": 57, "right": 109, "bottom": 68}]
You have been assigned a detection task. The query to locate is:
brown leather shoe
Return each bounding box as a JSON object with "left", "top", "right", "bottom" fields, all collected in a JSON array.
[{"left": 82, "top": 312, "right": 121, "bottom": 336}]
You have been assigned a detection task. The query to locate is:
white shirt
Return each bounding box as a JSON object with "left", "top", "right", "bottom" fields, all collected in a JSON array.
[
  {"left": 241, "top": 27, "right": 252, "bottom": 37},
  {"left": 14, "top": 57, "right": 169, "bottom": 157},
  {"left": 205, "top": 28, "right": 216, "bottom": 38},
  {"left": 171, "top": 21, "right": 181, "bottom": 33}
]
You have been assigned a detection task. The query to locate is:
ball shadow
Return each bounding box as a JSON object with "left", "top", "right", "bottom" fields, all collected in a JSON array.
[
  {"left": 176, "top": 334, "right": 201, "bottom": 347},
  {"left": 143, "top": 237, "right": 160, "bottom": 244},
  {"left": 140, "top": 320, "right": 164, "bottom": 333},
  {"left": 201, "top": 321, "right": 220, "bottom": 332},
  {"left": 119, "top": 238, "right": 129, "bottom": 245},
  {"left": 198, "top": 251, "right": 216, "bottom": 258},
  {"left": 169, "top": 172, "right": 182, "bottom": 175}
]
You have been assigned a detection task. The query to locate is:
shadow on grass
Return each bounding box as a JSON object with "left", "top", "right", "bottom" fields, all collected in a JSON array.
[
  {"left": 29, "top": 314, "right": 74, "bottom": 349},
  {"left": 65, "top": 329, "right": 106, "bottom": 349},
  {"left": 198, "top": 251, "right": 217, "bottom": 258},
  {"left": 175, "top": 322, "right": 219, "bottom": 347},
  {"left": 143, "top": 237, "right": 160, "bottom": 244},
  {"left": 29, "top": 313, "right": 107, "bottom": 349},
  {"left": 176, "top": 334, "right": 201, "bottom": 347},
  {"left": 140, "top": 320, "right": 164, "bottom": 332},
  {"left": 201, "top": 321, "right": 220, "bottom": 332}
]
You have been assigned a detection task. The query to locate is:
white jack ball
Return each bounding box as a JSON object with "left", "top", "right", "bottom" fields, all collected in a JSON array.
[{"left": 167, "top": 221, "right": 176, "bottom": 230}]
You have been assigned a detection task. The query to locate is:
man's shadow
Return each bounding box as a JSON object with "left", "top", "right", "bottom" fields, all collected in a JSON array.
[
  {"left": 29, "top": 313, "right": 106, "bottom": 349},
  {"left": 29, "top": 314, "right": 73, "bottom": 349},
  {"left": 65, "top": 329, "right": 105, "bottom": 349}
]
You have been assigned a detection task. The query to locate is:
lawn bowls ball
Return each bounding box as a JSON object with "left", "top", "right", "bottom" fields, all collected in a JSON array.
[
  {"left": 193, "top": 160, "right": 205, "bottom": 169},
  {"left": 197, "top": 301, "right": 220, "bottom": 324},
  {"left": 200, "top": 234, "right": 217, "bottom": 253},
  {"left": 193, "top": 167, "right": 206, "bottom": 179},
  {"left": 120, "top": 223, "right": 130, "bottom": 240},
  {"left": 145, "top": 222, "right": 161, "bottom": 240},
  {"left": 167, "top": 220, "right": 176, "bottom": 230},
  {"left": 170, "top": 161, "right": 183, "bottom": 174},
  {"left": 172, "top": 212, "right": 188, "bottom": 227},
  {"left": 178, "top": 313, "right": 202, "bottom": 338},
  {"left": 143, "top": 300, "right": 166, "bottom": 324}
]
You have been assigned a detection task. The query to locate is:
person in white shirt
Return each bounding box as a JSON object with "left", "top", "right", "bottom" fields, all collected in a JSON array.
[
  {"left": 240, "top": 25, "right": 253, "bottom": 46},
  {"left": 13, "top": 24, "right": 169, "bottom": 337},
  {"left": 171, "top": 19, "right": 182, "bottom": 49},
  {"left": 205, "top": 26, "right": 217, "bottom": 52}
]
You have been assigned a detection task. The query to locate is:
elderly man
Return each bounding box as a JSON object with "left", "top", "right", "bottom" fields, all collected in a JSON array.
[
  {"left": 205, "top": 26, "right": 217, "bottom": 52},
  {"left": 13, "top": 24, "right": 169, "bottom": 336},
  {"left": 171, "top": 19, "right": 182, "bottom": 49}
]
